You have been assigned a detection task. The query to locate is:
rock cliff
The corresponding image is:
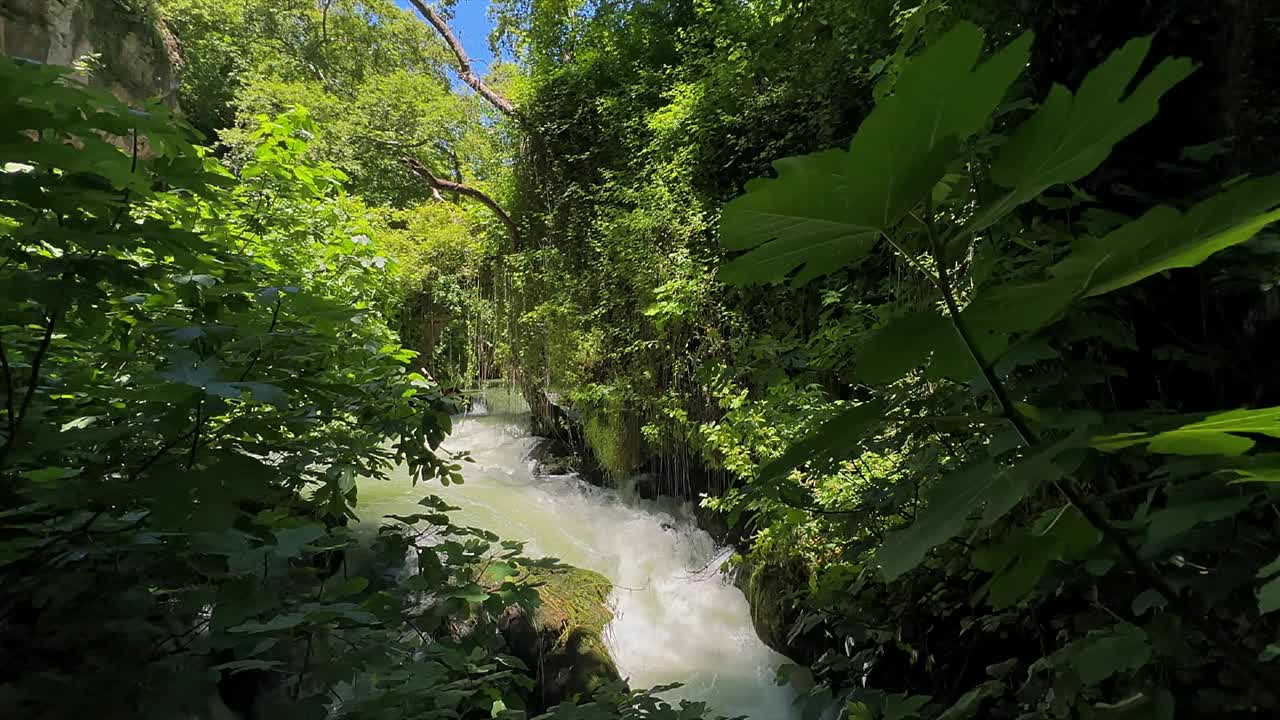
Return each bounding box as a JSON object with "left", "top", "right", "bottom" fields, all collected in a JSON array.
[{"left": 1, "top": 0, "right": 180, "bottom": 106}]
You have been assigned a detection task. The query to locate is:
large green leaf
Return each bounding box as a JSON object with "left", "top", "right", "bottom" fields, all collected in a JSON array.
[
  {"left": 967, "top": 36, "right": 1195, "bottom": 233},
  {"left": 868, "top": 176, "right": 1280, "bottom": 385},
  {"left": 1095, "top": 406, "right": 1280, "bottom": 456},
  {"left": 229, "top": 613, "right": 307, "bottom": 634},
  {"left": 855, "top": 275, "right": 1080, "bottom": 384},
  {"left": 973, "top": 507, "right": 1102, "bottom": 608},
  {"left": 1259, "top": 556, "right": 1280, "bottom": 614},
  {"left": 936, "top": 681, "right": 1004, "bottom": 720},
  {"left": 1260, "top": 580, "right": 1280, "bottom": 614},
  {"left": 856, "top": 312, "right": 952, "bottom": 384},
  {"left": 270, "top": 524, "right": 327, "bottom": 559},
  {"left": 718, "top": 24, "right": 1032, "bottom": 285},
  {"left": 1070, "top": 624, "right": 1152, "bottom": 685},
  {"left": 876, "top": 438, "right": 1083, "bottom": 581},
  {"left": 1143, "top": 495, "right": 1255, "bottom": 552},
  {"left": 1054, "top": 175, "right": 1280, "bottom": 297}
]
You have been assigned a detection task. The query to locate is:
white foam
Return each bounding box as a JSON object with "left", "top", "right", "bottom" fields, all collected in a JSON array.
[{"left": 358, "top": 406, "right": 798, "bottom": 719}]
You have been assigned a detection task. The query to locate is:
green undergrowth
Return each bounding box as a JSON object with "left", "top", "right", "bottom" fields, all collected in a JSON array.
[
  {"left": 17, "top": 0, "right": 1280, "bottom": 718},
  {"left": 575, "top": 390, "right": 645, "bottom": 479},
  {"left": 0, "top": 56, "right": 729, "bottom": 720}
]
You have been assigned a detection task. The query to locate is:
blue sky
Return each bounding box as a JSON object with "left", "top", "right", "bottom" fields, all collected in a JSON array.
[{"left": 395, "top": 0, "right": 499, "bottom": 72}]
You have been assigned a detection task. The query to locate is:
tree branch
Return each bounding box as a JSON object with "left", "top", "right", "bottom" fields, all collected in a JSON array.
[
  {"left": 239, "top": 293, "right": 284, "bottom": 382},
  {"left": 187, "top": 398, "right": 204, "bottom": 471},
  {"left": 0, "top": 311, "right": 58, "bottom": 466},
  {"left": 407, "top": 0, "right": 518, "bottom": 118},
  {"left": 438, "top": 141, "right": 464, "bottom": 201},
  {"left": 126, "top": 425, "right": 200, "bottom": 483},
  {"left": 401, "top": 156, "right": 521, "bottom": 249},
  {"left": 0, "top": 334, "right": 16, "bottom": 451}
]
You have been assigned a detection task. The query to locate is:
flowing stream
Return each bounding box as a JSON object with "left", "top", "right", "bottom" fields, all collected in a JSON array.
[{"left": 357, "top": 390, "right": 799, "bottom": 719}]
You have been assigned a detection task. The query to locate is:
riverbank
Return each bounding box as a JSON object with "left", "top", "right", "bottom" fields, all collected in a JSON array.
[{"left": 356, "top": 398, "right": 799, "bottom": 719}]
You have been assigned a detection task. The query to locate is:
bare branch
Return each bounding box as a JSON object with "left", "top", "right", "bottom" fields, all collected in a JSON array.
[
  {"left": 401, "top": 156, "right": 521, "bottom": 249},
  {"left": 407, "top": 0, "right": 518, "bottom": 117}
]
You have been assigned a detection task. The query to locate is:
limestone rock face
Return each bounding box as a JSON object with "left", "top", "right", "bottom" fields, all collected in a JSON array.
[{"left": 0, "top": 0, "right": 180, "bottom": 106}]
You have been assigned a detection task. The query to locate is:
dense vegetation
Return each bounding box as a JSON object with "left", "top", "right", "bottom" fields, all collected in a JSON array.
[
  {"left": 0, "top": 8, "right": 705, "bottom": 719},
  {"left": 6, "top": 0, "right": 1280, "bottom": 719},
  {"left": 488, "top": 1, "right": 1280, "bottom": 717}
]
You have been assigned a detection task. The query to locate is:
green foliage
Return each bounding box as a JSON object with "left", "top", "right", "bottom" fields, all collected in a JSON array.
[
  {"left": 0, "top": 58, "right": 717, "bottom": 720},
  {"left": 1, "top": 55, "right": 472, "bottom": 714},
  {"left": 1098, "top": 406, "right": 1280, "bottom": 456},
  {"left": 718, "top": 24, "right": 1033, "bottom": 285},
  {"left": 713, "top": 18, "right": 1280, "bottom": 720},
  {"left": 158, "top": 0, "right": 452, "bottom": 141},
  {"left": 159, "top": 0, "right": 521, "bottom": 391},
  {"left": 967, "top": 35, "right": 1196, "bottom": 233},
  {"left": 119, "top": 0, "right": 1280, "bottom": 718}
]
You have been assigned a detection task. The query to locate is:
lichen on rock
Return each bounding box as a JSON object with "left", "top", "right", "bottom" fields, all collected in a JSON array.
[{"left": 500, "top": 565, "right": 624, "bottom": 709}]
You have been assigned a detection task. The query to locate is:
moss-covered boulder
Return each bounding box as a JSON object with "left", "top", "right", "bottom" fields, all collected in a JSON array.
[
  {"left": 739, "top": 556, "right": 822, "bottom": 664},
  {"left": 500, "top": 565, "right": 623, "bottom": 708}
]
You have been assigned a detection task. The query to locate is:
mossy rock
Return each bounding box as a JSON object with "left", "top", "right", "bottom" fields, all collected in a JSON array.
[
  {"left": 741, "top": 557, "right": 818, "bottom": 662},
  {"left": 501, "top": 565, "right": 623, "bottom": 709},
  {"left": 581, "top": 405, "right": 644, "bottom": 479}
]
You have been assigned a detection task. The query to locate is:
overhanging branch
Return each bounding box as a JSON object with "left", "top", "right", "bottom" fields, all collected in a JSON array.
[
  {"left": 407, "top": 0, "right": 518, "bottom": 118},
  {"left": 400, "top": 156, "right": 521, "bottom": 249}
]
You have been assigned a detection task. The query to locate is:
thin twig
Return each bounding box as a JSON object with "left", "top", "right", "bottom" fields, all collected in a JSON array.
[
  {"left": 295, "top": 633, "right": 315, "bottom": 699},
  {"left": 878, "top": 231, "right": 942, "bottom": 293},
  {"left": 401, "top": 613, "right": 430, "bottom": 644},
  {"left": 16, "top": 311, "right": 57, "bottom": 429},
  {"left": 127, "top": 425, "right": 200, "bottom": 482},
  {"left": 0, "top": 311, "right": 58, "bottom": 465},
  {"left": 239, "top": 294, "right": 284, "bottom": 382},
  {"left": 109, "top": 125, "right": 140, "bottom": 230},
  {"left": 187, "top": 399, "right": 204, "bottom": 470},
  {"left": 0, "top": 334, "right": 16, "bottom": 450},
  {"left": 145, "top": 617, "right": 211, "bottom": 662}
]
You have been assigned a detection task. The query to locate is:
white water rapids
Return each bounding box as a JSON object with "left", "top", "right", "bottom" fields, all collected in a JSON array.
[{"left": 356, "top": 391, "right": 799, "bottom": 719}]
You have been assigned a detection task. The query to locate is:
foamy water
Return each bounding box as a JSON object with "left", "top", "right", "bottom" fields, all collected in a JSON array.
[{"left": 356, "top": 392, "right": 798, "bottom": 719}]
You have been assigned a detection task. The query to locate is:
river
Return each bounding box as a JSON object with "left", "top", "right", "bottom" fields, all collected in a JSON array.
[{"left": 356, "top": 390, "right": 799, "bottom": 719}]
